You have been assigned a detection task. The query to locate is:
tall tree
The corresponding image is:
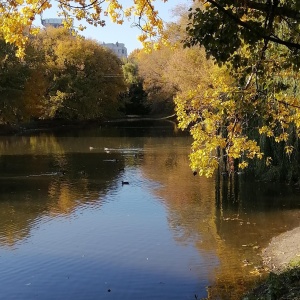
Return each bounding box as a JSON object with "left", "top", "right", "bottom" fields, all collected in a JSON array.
[
  {"left": 29, "top": 27, "right": 126, "bottom": 120},
  {"left": 0, "top": 27, "right": 126, "bottom": 123},
  {"left": 136, "top": 46, "right": 177, "bottom": 114},
  {"left": 121, "top": 61, "right": 149, "bottom": 115},
  {"left": 0, "top": 39, "right": 31, "bottom": 123},
  {"left": 178, "top": 1, "right": 300, "bottom": 180},
  {"left": 186, "top": 1, "right": 300, "bottom": 66}
]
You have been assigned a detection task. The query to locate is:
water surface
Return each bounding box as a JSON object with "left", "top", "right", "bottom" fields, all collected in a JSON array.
[{"left": 0, "top": 121, "right": 299, "bottom": 299}]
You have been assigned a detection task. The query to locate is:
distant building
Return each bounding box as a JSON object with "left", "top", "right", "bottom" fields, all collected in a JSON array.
[
  {"left": 41, "top": 18, "right": 64, "bottom": 28},
  {"left": 101, "top": 42, "right": 127, "bottom": 59}
]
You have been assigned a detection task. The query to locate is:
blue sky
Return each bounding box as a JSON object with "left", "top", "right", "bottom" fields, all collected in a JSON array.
[{"left": 36, "top": 0, "right": 190, "bottom": 54}]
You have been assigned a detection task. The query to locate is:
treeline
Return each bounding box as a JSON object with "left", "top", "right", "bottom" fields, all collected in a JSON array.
[
  {"left": 2, "top": 1, "right": 300, "bottom": 182},
  {"left": 0, "top": 27, "right": 151, "bottom": 124},
  {"left": 129, "top": 3, "right": 300, "bottom": 182}
]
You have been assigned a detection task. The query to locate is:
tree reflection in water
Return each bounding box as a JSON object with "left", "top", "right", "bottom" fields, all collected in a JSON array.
[
  {"left": 141, "top": 141, "right": 300, "bottom": 299},
  {"left": 0, "top": 124, "right": 299, "bottom": 300}
]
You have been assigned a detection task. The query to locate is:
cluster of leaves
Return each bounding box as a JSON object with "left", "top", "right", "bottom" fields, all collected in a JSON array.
[
  {"left": 175, "top": 65, "right": 265, "bottom": 177},
  {"left": 174, "top": 0, "right": 300, "bottom": 179},
  {"left": 0, "top": 0, "right": 168, "bottom": 57},
  {"left": 0, "top": 27, "right": 126, "bottom": 123},
  {"left": 0, "top": 39, "right": 30, "bottom": 123}
]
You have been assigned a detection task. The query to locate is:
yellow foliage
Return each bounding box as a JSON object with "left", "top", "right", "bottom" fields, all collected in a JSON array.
[
  {"left": 172, "top": 30, "right": 300, "bottom": 178},
  {"left": 174, "top": 54, "right": 269, "bottom": 177},
  {"left": 0, "top": 0, "right": 167, "bottom": 57},
  {"left": 285, "top": 145, "right": 294, "bottom": 156},
  {"left": 238, "top": 161, "right": 248, "bottom": 169},
  {"left": 264, "top": 157, "right": 272, "bottom": 167}
]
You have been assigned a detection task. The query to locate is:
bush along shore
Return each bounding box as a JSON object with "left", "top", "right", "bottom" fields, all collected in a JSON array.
[
  {"left": 243, "top": 267, "right": 300, "bottom": 299},
  {"left": 243, "top": 227, "right": 300, "bottom": 299}
]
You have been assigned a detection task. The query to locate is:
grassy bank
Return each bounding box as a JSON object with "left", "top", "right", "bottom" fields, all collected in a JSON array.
[{"left": 243, "top": 264, "right": 300, "bottom": 299}]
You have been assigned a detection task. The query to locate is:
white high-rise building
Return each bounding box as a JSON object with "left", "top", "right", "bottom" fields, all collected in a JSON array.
[
  {"left": 41, "top": 18, "right": 64, "bottom": 28},
  {"left": 101, "top": 42, "right": 127, "bottom": 59}
]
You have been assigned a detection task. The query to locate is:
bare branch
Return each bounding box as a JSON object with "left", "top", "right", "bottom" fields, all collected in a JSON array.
[{"left": 57, "top": 0, "right": 105, "bottom": 10}]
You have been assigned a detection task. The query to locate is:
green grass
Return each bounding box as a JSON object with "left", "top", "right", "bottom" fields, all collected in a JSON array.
[{"left": 242, "top": 266, "right": 300, "bottom": 300}]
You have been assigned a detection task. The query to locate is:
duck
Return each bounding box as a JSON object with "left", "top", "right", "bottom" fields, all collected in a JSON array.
[{"left": 57, "top": 170, "right": 66, "bottom": 176}]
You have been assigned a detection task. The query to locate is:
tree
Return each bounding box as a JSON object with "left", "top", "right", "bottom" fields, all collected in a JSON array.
[
  {"left": 0, "top": 38, "right": 32, "bottom": 123},
  {"left": 136, "top": 45, "right": 177, "bottom": 114},
  {"left": 120, "top": 61, "right": 149, "bottom": 115},
  {"left": 0, "top": 0, "right": 167, "bottom": 57},
  {"left": 29, "top": 27, "right": 126, "bottom": 120},
  {"left": 186, "top": 1, "right": 300, "bottom": 67},
  {"left": 0, "top": 27, "right": 126, "bottom": 123},
  {"left": 177, "top": 1, "right": 300, "bottom": 180}
]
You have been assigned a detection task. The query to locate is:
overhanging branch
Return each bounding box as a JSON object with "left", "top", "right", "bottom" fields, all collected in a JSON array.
[{"left": 206, "top": 0, "right": 300, "bottom": 50}]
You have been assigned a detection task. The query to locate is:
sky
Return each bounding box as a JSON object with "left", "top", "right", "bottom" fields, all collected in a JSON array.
[{"left": 36, "top": 0, "right": 190, "bottom": 54}]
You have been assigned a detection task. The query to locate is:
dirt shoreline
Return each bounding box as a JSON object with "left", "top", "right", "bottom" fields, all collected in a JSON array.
[{"left": 262, "top": 226, "right": 300, "bottom": 272}]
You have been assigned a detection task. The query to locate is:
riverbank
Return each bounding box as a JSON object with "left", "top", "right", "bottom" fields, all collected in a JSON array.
[
  {"left": 243, "top": 227, "right": 300, "bottom": 299},
  {"left": 0, "top": 115, "right": 178, "bottom": 136},
  {"left": 262, "top": 226, "right": 300, "bottom": 272},
  {"left": 0, "top": 119, "right": 102, "bottom": 135}
]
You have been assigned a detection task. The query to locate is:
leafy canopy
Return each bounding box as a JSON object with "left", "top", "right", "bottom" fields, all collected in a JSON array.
[
  {"left": 186, "top": 0, "right": 300, "bottom": 67},
  {"left": 178, "top": 1, "right": 300, "bottom": 178},
  {"left": 0, "top": 0, "right": 168, "bottom": 57},
  {"left": 0, "top": 27, "right": 126, "bottom": 123}
]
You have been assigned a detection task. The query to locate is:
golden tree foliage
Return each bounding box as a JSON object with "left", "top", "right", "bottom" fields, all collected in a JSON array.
[
  {"left": 135, "top": 3, "right": 300, "bottom": 179},
  {"left": 0, "top": 27, "right": 126, "bottom": 122},
  {"left": 180, "top": 1, "right": 300, "bottom": 180},
  {"left": 29, "top": 27, "right": 126, "bottom": 120},
  {"left": 174, "top": 65, "right": 263, "bottom": 177},
  {"left": 0, "top": 0, "right": 168, "bottom": 57},
  {"left": 136, "top": 45, "right": 176, "bottom": 113},
  {"left": 175, "top": 42, "right": 300, "bottom": 178}
]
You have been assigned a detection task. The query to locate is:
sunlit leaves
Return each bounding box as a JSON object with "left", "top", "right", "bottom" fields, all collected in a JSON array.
[
  {"left": 178, "top": 1, "right": 300, "bottom": 180},
  {"left": 0, "top": 27, "right": 126, "bottom": 122},
  {"left": 135, "top": 44, "right": 177, "bottom": 113},
  {"left": 32, "top": 28, "right": 126, "bottom": 120},
  {"left": 174, "top": 67, "right": 264, "bottom": 177},
  {"left": 0, "top": 0, "right": 168, "bottom": 57}
]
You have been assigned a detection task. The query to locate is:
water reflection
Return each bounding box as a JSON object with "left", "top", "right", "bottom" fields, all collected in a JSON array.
[
  {"left": 140, "top": 137, "right": 300, "bottom": 299},
  {"left": 0, "top": 123, "right": 299, "bottom": 300},
  {"left": 0, "top": 131, "right": 131, "bottom": 249}
]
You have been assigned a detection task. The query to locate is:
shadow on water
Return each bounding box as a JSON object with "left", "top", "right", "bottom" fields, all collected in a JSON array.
[{"left": 0, "top": 152, "right": 125, "bottom": 247}]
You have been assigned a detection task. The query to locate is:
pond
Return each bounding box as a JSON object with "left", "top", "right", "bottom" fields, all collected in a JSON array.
[{"left": 0, "top": 120, "right": 299, "bottom": 300}]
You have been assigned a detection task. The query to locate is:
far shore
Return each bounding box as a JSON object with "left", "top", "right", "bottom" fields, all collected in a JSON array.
[{"left": 0, "top": 115, "right": 178, "bottom": 136}]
